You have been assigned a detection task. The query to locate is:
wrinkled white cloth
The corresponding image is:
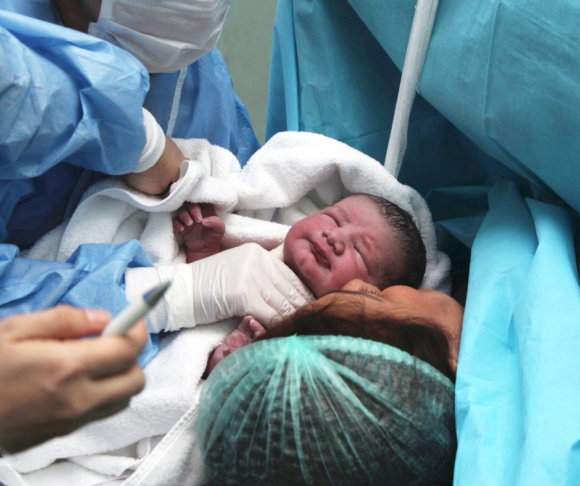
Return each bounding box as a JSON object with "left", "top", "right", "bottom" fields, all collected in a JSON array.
[{"left": 26, "top": 131, "right": 450, "bottom": 292}]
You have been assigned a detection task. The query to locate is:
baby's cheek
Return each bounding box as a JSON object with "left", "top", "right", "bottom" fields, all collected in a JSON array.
[{"left": 331, "top": 259, "right": 369, "bottom": 290}]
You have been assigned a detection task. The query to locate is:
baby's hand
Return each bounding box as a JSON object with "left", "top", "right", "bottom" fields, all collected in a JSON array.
[
  {"left": 173, "top": 203, "right": 225, "bottom": 263},
  {"left": 205, "top": 316, "right": 267, "bottom": 376},
  {"left": 237, "top": 315, "right": 267, "bottom": 339},
  {"left": 221, "top": 316, "right": 267, "bottom": 355}
]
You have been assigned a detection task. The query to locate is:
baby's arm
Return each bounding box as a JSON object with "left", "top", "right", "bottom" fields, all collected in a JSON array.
[{"left": 173, "top": 203, "right": 225, "bottom": 263}]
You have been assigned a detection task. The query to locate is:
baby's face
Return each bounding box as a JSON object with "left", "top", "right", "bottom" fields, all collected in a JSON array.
[{"left": 283, "top": 195, "right": 402, "bottom": 297}]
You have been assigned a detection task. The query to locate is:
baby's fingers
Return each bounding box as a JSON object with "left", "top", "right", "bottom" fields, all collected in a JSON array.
[
  {"left": 199, "top": 203, "right": 217, "bottom": 218},
  {"left": 177, "top": 207, "right": 195, "bottom": 227},
  {"left": 187, "top": 203, "right": 203, "bottom": 224},
  {"left": 237, "top": 316, "right": 254, "bottom": 333},
  {"left": 173, "top": 219, "right": 185, "bottom": 233},
  {"left": 248, "top": 318, "right": 267, "bottom": 338},
  {"left": 202, "top": 216, "right": 226, "bottom": 236}
]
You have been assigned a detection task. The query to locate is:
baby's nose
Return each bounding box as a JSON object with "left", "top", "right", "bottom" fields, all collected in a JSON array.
[{"left": 326, "top": 230, "right": 345, "bottom": 255}]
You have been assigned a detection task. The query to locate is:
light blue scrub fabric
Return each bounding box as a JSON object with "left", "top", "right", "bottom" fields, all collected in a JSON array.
[
  {"left": 0, "top": 0, "right": 260, "bottom": 248},
  {"left": 0, "top": 6, "right": 149, "bottom": 245},
  {"left": 0, "top": 241, "right": 159, "bottom": 366},
  {"left": 456, "top": 180, "right": 580, "bottom": 485},
  {"left": 0, "top": 5, "right": 158, "bottom": 365},
  {"left": 267, "top": 0, "right": 580, "bottom": 208},
  {"left": 0, "top": 2, "right": 256, "bottom": 366},
  {"left": 0, "top": 6, "right": 160, "bottom": 365}
]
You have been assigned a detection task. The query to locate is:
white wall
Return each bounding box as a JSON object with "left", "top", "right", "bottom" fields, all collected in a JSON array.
[{"left": 217, "top": 1, "right": 278, "bottom": 145}]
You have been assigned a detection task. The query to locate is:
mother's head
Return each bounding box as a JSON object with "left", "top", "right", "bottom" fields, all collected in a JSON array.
[
  {"left": 199, "top": 335, "right": 457, "bottom": 486},
  {"left": 206, "top": 279, "right": 464, "bottom": 381},
  {"left": 199, "top": 281, "right": 463, "bottom": 485}
]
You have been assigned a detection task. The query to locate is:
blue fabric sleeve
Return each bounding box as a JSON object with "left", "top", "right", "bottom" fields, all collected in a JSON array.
[
  {"left": 0, "top": 240, "right": 159, "bottom": 366},
  {"left": 0, "top": 9, "right": 149, "bottom": 180}
]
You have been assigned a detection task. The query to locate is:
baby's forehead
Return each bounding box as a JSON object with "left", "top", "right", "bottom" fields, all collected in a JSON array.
[
  {"left": 331, "top": 194, "right": 378, "bottom": 210},
  {"left": 323, "top": 195, "right": 356, "bottom": 212},
  {"left": 327, "top": 195, "right": 389, "bottom": 227},
  {"left": 328, "top": 196, "right": 398, "bottom": 252}
]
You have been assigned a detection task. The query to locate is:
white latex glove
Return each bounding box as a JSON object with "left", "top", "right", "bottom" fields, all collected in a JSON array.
[
  {"left": 149, "top": 243, "right": 312, "bottom": 332},
  {"left": 190, "top": 243, "right": 310, "bottom": 325}
]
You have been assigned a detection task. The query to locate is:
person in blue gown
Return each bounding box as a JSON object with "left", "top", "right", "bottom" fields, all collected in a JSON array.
[{"left": 0, "top": 0, "right": 260, "bottom": 321}]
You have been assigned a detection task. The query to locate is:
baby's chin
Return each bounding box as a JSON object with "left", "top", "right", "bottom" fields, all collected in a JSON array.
[
  {"left": 305, "top": 280, "right": 326, "bottom": 299},
  {"left": 285, "top": 261, "right": 319, "bottom": 299},
  {"left": 297, "top": 268, "right": 360, "bottom": 298},
  {"left": 292, "top": 266, "right": 330, "bottom": 298}
]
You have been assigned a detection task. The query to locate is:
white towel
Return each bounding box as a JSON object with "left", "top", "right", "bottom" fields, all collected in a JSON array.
[
  {"left": 26, "top": 131, "right": 450, "bottom": 292},
  {"left": 6, "top": 319, "right": 236, "bottom": 478}
]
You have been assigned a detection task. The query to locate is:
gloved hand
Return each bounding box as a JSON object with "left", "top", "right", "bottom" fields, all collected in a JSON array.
[
  {"left": 153, "top": 243, "right": 312, "bottom": 331},
  {"left": 190, "top": 243, "right": 310, "bottom": 325}
]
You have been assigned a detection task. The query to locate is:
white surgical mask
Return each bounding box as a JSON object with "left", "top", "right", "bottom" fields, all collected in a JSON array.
[{"left": 88, "top": 0, "right": 232, "bottom": 73}]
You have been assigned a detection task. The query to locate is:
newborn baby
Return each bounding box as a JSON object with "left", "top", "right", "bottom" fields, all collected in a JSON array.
[{"left": 173, "top": 194, "right": 427, "bottom": 299}]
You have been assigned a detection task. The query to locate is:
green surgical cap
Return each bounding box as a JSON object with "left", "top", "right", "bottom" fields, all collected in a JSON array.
[{"left": 198, "top": 336, "right": 456, "bottom": 486}]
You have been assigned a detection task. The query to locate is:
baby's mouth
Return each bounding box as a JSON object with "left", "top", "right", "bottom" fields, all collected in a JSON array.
[{"left": 311, "top": 242, "right": 329, "bottom": 268}]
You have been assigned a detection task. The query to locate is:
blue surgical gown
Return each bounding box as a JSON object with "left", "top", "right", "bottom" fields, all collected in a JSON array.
[
  {"left": 0, "top": 1, "right": 259, "bottom": 365},
  {"left": 0, "top": 7, "right": 160, "bottom": 362},
  {"left": 1, "top": 0, "right": 260, "bottom": 248}
]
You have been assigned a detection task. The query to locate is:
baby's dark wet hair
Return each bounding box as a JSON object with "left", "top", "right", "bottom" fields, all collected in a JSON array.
[{"left": 360, "top": 194, "right": 426, "bottom": 289}]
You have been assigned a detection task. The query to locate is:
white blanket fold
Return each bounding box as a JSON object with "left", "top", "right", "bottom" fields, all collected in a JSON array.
[
  {"left": 26, "top": 131, "right": 450, "bottom": 292},
  {"left": 8, "top": 132, "right": 450, "bottom": 485}
]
